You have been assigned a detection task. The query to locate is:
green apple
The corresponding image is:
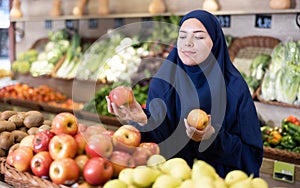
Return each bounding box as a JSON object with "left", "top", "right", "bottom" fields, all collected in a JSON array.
[
  {"left": 230, "top": 177, "right": 252, "bottom": 188},
  {"left": 191, "top": 160, "right": 219, "bottom": 180},
  {"left": 118, "top": 168, "right": 134, "bottom": 186},
  {"left": 152, "top": 174, "right": 182, "bottom": 188},
  {"left": 193, "top": 176, "right": 214, "bottom": 188},
  {"left": 168, "top": 162, "right": 191, "bottom": 180},
  {"left": 179, "top": 179, "right": 195, "bottom": 188},
  {"left": 251, "top": 177, "right": 269, "bottom": 188},
  {"left": 224, "top": 169, "right": 248, "bottom": 187},
  {"left": 103, "top": 179, "right": 127, "bottom": 188},
  {"left": 160, "top": 157, "right": 187, "bottom": 174},
  {"left": 132, "top": 166, "right": 161, "bottom": 187},
  {"left": 147, "top": 154, "right": 166, "bottom": 168}
]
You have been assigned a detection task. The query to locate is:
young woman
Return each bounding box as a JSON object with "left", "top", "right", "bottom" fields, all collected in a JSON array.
[{"left": 106, "top": 10, "right": 263, "bottom": 178}]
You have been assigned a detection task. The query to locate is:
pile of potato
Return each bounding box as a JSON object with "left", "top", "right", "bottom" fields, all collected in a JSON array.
[{"left": 0, "top": 110, "right": 52, "bottom": 157}]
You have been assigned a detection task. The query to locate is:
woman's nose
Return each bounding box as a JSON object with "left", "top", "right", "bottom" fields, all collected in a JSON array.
[{"left": 185, "top": 38, "right": 193, "bottom": 47}]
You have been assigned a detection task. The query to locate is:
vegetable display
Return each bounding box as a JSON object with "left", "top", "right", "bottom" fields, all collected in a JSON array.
[
  {"left": 260, "top": 40, "right": 300, "bottom": 105},
  {"left": 261, "top": 115, "right": 300, "bottom": 153}
]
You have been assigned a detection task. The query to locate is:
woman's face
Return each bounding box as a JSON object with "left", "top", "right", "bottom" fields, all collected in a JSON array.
[{"left": 177, "top": 18, "right": 213, "bottom": 66}]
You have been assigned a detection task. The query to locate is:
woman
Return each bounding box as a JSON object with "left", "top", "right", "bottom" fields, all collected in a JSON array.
[{"left": 106, "top": 10, "right": 263, "bottom": 178}]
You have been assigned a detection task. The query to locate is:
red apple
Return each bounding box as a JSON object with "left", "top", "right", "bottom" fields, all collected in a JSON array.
[
  {"left": 74, "top": 132, "right": 87, "bottom": 155},
  {"left": 74, "top": 154, "right": 89, "bottom": 176},
  {"left": 51, "top": 112, "right": 78, "bottom": 136},
  {"left": 112, "top": 125, "right": 141, "bottom": 153},
  {"left": 132, "top": 147, "right": 153, "bottom": 166},
  {"left": 6, "top": 150, "right": 14, "bottom": 166},
  {"left": 85, "top": 134, "right": 113, "bottom": 159},
  {"left": 83, "top": 157, "right": 113, "bottom": 186},
  {"left": 32, "top": 130, "right": 55, "bottom": 153},
  {"left": 12, "top": 146, "right": 34, "bottom": 172},
  {"left": 109, "top": 150, "right": 135, "bottom": 178},
  {"left": 108, "top": 86, "right": 133, "bottom": 106},
  {"left": 82, "top": 125, "right": 107, "bottom": 140},
  {"left": 19, "top": 135, "right": 35, "bottom": 149},
  {"left": 48, "top": 134, "right": 78, "bottom": 160},
  {"left": 139, "top": 142, "right": 160, "bottom": 155},
  {"left": 102, "top": 130, "right": 115, "bottom": 137},
  {"left": 49, "top": 157, "right": 80, "bottom": 186},
  {"left": 30, "top": 151, "right": 53, "bottom": 178}
]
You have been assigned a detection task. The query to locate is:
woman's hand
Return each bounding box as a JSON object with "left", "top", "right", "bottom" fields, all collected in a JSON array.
[
  {"left": 106, "top": 96, "right": 147, "bottom": 126},
  {"left": 184, "top": 115, "right": 215, "bottom": 142}
]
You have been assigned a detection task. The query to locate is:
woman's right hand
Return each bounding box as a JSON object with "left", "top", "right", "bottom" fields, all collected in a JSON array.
[{"left": 106, "top": 96, "right": 147, "bottom": 126}]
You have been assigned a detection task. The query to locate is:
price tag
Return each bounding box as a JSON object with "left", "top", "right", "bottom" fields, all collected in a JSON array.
[
  {"left": 45, "top": 20, "right": 52, "bottom": 29},
  {"left": 273, "top": 161, "right": 295, "bottom": 183},
  {"left": 255, "top": 15, "right": 272, "bottom": 29},
  {"left": 216, "top": 15, "right": 231, "bottom": 28},
  {"left": 89, "top": 19, "right": 98, "bottom": 29}
]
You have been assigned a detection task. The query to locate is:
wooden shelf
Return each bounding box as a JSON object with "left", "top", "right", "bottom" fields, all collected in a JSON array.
[{"left": 10, "top": 9, "right": 300, "bottom": 22}]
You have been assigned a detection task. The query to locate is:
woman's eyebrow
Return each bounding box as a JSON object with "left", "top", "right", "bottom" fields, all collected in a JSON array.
[{"left": 179, "top": 29, "right": 205, "bottom": 33}]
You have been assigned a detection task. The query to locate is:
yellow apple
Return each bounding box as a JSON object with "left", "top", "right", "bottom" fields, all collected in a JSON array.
[
  {"left": 193, "top": 176, "right": 214, "bottom": 188},
  {"left": 230, "top": 177, "right": 252, "bottom": 188},
  {"left": 152, "top": 174, "right": 182, "bottom": 188},
  {"left": 160, "top": 157, "right": 187, "bottom": 174},
  {"left": 251, "top": 177, "right": 269, "bottom": 188},
  {"left": 179, "top": 179, "right": 195, "bottom": 188},
  {"left": 168, "top": 162, "right": 191, "bottom": 180},
  {"left": 192, "top": 160, "right": 219, "bottom": 180},
  {"left": 103, "top": 179, "right": 127, "bottom": 188},
  {"left": 118, "top": 168, "right": 134, "bottom": 185},
  {"left": 147, "top": 154, "right": 166, "bottom": 168},
  {"left": 132, "top": 166, "right": 161, "bottom": 187},
  {"left": 224, "top": 170, "right": 248, "bottom": 187}
]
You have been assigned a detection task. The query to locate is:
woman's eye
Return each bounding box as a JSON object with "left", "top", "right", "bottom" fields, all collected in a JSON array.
[
  {"left": 179, "top": 36, "right": 186, "bottom": 39},
  {"left": 195, "top": 36, "right": 204, "bottom": 39}
]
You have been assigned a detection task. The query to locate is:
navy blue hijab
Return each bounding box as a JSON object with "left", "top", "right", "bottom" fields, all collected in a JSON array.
[{"left": 135, "top": 10, "right": 263, "bottom": 178}]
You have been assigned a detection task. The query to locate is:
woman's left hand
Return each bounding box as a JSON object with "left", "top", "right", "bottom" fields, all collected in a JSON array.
[{"left": 184, "top": 115, "right": 215, "bottom": 142}]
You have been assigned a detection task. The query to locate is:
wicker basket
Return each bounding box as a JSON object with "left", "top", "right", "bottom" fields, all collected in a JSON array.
[
  {"left": 256, "top": 86, "right": 300, "bottom": 109},
  {"left": 0, "top": 158, "right": 61, "bottom": 188},
  {"left": 263, "top": 146, "right": 300, "bottom": 165}
]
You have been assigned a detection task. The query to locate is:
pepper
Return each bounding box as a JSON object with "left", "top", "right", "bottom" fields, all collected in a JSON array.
[
  {"left": 292, "top": 132, "right": 300, "bottom": 145},
  {"left": 267, "top": 130, "right": 282, "bottom": 146},
  {"left": 283, "top": 115, "right": 300, "bottom": 126},
  {"left": 280, "top": 135, "right": 296, "bottom": 149}
]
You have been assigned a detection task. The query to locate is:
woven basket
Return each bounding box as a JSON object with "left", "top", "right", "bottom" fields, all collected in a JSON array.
[
  {"left": 256, "top": 86, "right": 300, "bottom": 109},
  {"left": 263, "top": 146, "right": 300, "bottom": 165},
  {"left": 0, "top": 158, "right": 61, "bottom": 188}
]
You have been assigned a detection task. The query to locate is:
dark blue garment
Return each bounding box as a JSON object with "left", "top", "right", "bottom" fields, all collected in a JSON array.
[{"left": 132, "top": 10, "right": 263, "bottom": 178}]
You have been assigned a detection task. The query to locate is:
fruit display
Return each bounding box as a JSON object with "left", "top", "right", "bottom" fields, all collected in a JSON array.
[
  {"left": 11, "top": 49, "right": 38, "bottom": 74},
  {"left": 261, "top": 115, "right": 300, "bottom": 153},
  {"left": 0, "top": 83, "right": 83, "bottom": 111},
  {"left": 0, "top": 69, "right": 13, "bottom": 79},
  {"left": 4, "top": 111, "right": 161, "bottom": 187},
  {"left": 103, "top": 154, "right": 269, "bottom": 188},
  {"left": 0, "top": 110, "right": 52, "bottom": 157}
]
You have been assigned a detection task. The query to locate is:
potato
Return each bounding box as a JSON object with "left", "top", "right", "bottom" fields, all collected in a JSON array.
[
  {"left": 12, "top": 130, "right": 28, "bottom": 143},
  {"left": 0, "top": 120, "right": 16, "bottom": 132},
  {"left": 39, "top": 124, "right": 51, "bottom": 132},
  {"left": 8, "top": 113, "right": 24, "bottom": 128},
  {"left": 0, "top": 148, "right": 6, "bottom": 157},
  {"left": 0, "top": 110, "right": 17, "bottom": 120},
  {"left": 18, "top": 126, "right": 28, "bottom": 133},
  {"left": 43, "top": 119, "right": 52, "bottom": 126},
  {"left": 27, "top": 127, "right": 39, "bottom": 135},
  {"left": 23, "top": 111, "right": 44, "bottom": 128},
  {"left": 0, "top": 131, "right": 15, "bottom": 150}
]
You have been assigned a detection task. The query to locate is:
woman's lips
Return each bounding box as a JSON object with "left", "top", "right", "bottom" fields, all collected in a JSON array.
[{"left": 182, "top": 51, "right": 196, "bottom": 56}]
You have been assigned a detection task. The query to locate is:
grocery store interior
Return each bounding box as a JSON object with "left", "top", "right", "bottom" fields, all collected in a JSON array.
[{"left": 0, "top": 0, "right": 300, "bottom": 187}]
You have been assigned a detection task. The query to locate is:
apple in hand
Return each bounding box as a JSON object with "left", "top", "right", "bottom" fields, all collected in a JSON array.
[
  {"left": 32, "top": 130, "right": 55, "bottom": 153},
  {"left": 110, "top": 150, "right": 135, "bottom": 178},
  {"left": 113, "top": 125, "right": 141, "bottom": 153},
  {"left": 51, "top": 112, "right": 78, "bottom": 136},
  {"left": 83, "top": 157, "right": 113, "bottom": 186},
  {"left": 139, "top": 142, "right": 160, "bottom": 155},
  {"left": 48, "top": 134, "right": 78, "bottom": 160},
  {"left": 102, "top": 130, "right": 115, "bottom": 137},
  {"left": 108, "top": 86, "right": 133, "bottom": 106},
  {"left": 187, "top": 109, "right": 209, "bottom": 130},
  {"left": 12, "top": 146, "right": 34, "bottom": 172},
  {"left": 49, "top": 157, "right": 80, "bottom": 186},
  {"left": 85, "top": 134, "right": 113, "bottom": 158},
  {"left": 132, "top": 147, "right": 152, "bottom": 166},
  {"left": 30, "top": 151, "right": 53, "bottom": 178}
]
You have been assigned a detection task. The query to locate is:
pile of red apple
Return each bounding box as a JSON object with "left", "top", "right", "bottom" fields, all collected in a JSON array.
[{"left": 6, "top": 112, "right": 160, "bottom": 187}]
